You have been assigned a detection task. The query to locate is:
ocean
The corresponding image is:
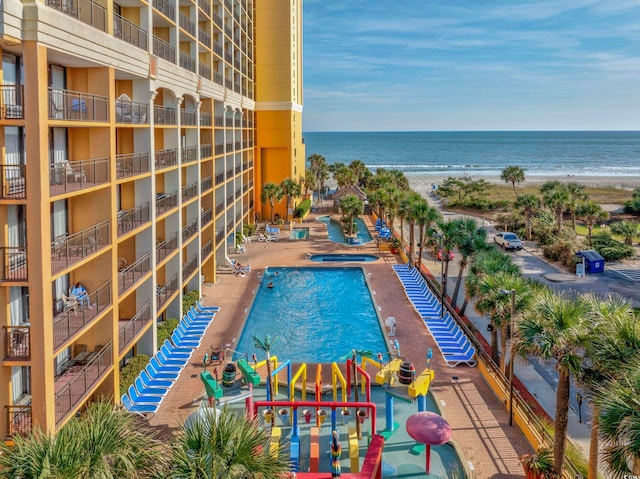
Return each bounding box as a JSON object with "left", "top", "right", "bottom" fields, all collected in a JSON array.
[{"left": 302, "top": 131, "right": 640, "bottom": 178}]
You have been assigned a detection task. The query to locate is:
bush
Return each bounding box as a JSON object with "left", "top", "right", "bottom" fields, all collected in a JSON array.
[
  {"left": 182, "top": 290, "right": 199, "bottom": 314},
  {"left": 293, "top": 199, "right": 312, "bottom": 219},
  {"left": 243, "top": 223, "right": 257, "bottom": 236},
  {"left": 543, "top": 241, "right": 577, "bottom": 267},
  {"left": 119, "top": 354, "right": 150, "bottom": 396},
  {"left": 157, "top": 318, "right": 179, "bottom": 348},
  {"left": 591, "top": 232, "right": 636, "bottom": 261}
]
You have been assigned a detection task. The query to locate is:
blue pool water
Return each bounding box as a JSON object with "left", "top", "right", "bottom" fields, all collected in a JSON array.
[
  {"left": 309, "top": 254, "right": 379, "bottom": 263},
  {"left": 234, "top": 267, "right": 387, "bottom": 363},
  {"left": 317, "top": 215, "right": 373, "bottom": 244}
]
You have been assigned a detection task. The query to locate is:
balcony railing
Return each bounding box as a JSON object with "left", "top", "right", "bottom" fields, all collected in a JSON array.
[
  {"left": 201, "top": 175, "right": 212, "bottom": 191},
  {"left": 118, "top": 301, "right": 152, "bottom": 354},
  {"left": 214, "top": 115, "right": 223, "bottom": 127},
  {"left": 179, "top": 51, "right": 197, "bottom": 73},
  {"left": 201, "top": 208, "right": 212, "bottom": 226},
  {"left": 200, "top": 144, "right": 212, "bottom": 160},
  {"left": 215, "top": 229, "right": 224, "bottom": 244},
  {"left": 153, "top": 104, "right": 176, "bottom": 125},
  {"left": 182, "top": 220, "right": 198, "bottom": 242},
  {"left": 48, "top": 88, "right": 108, "bottom": 122},
  {"left": 198, "top": 28, "right": 211, "bottom": 48},
  {"left": 152, "top": 0, "right": 175, "bottom": 20},
  {"left": 113, "top": 12, "right": 147, "bottom": 49},
  {"left": 199, "top": 62, "right": 211, "bottom": 80},
  {"left": 213, "top": 43, "right": 223, "bottom": 57},
  {"left": 198, "top": 0, "right": 210, "bottom": 17},
  {"left": 182, "top": 182, "right": 198, "bottom": 201},
  {"left": 4, "top": 325, "right": 30, "bottom": 361},
  {"left": 179, "top": 11, "right": 196, "bottom": 36},
  {"left": 55, "top": 342, "right": 112, "bottom": 426},
  {"left": 226, "top": 167, "right": 233, "bottom": 178},
  {"left": 155, "top": 147, "right": 178, "bottom": 169},
  {"left": 182, "top": 255, "right": 198, "bottom": 279},
  {"left": 201, "top": 238, "right": 213, "bottom": 259},
  {"left": 49, "top": 157, "right": 109, "bottom": 195},
  {"left": 0, "top": 247, "right": 27, "bottom": 282},
  {"left": 156, "top": 233, "right": 178, "bottom": 263},
  {"left": 180, "top": 109, "right": 197, "bottom": 126},
  {"left": 215, "top": 201, "right": 224, "bottom": 214},
  {"left": 181, "top": 145, "right": 197, "bottom": 164},
  {"left": 115, "top": 98, "right": 149, "bottom": 124},
  {"left": 117, "top": 202, "right": 150, "bottom": 236},
  {"left": 0, "top": 164, "right": 26, "bottom": 199},
  {"left": 157, "top": 273, "right": 178, "bottom": 308},
  {"left": 200, "top": 113, "right": 212, "bottom": 127},
  {"left": 156, "top": 191, "right": 178, "bottom": 216},
  {"left": 214, "top": 144, "right": 224, "bottom": 155},
  {"left": 116, "top": 152, "right": 150, "bottom": 179},
  {"left": 0, "top": 85, "right": 24, "bottom": 119},
  {"left": 46, "top": 0, "right": 106, "bottom": 31},
  {"left": 212, "top": 13, "right": 222, "bottom": 28},
  {"left": 118, "top": 252, "right": 151, "bottom": 294},
  {"left": 53, "top": 280, "right": 112, "bottom": 349},
  {"left": 5, "top": 405, "right": 31, "bottom": 437},
  {"left": 51, "top": 220, "right": 110, "bottom": 274},
  {"left": 153, "top": 36, "right": 176, "bottom": 63}
]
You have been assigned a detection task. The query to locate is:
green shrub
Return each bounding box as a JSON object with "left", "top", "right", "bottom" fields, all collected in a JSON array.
[
  {"left": 293, "top": 199, "right": 312, "bottom": 218},
  {"left": 543, "top": 241, "right": 577, "bottom": 267},
  {"left": 182, "top": 290, "right": 199, "bottom": 314},
  {"left": 157, "top": 318, "right": 179, "bottom": 348},
  {"left": 591, "top": 232, "right": 636, "bottom": 261},
  {"left": 119, "top": 354, "right": 150, "bottom": 396},
  {"left": 243, "top": 223, "right": 257, "bottom": 236}
]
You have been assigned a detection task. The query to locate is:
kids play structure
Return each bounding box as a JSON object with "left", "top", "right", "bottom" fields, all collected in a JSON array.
[{"left": 196, "top": 347, "right": 442, "bottom": 478}]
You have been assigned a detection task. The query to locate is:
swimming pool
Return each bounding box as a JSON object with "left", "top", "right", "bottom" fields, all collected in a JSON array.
[
  {"left": 317, "top": 215, "right": 373, "bottom": 245},
  {"left": 234, "top": 267, "right": 387, "bottom": 363},
  {"left": 290, "top": 228, "right": 309, "bottom": 240},
  {"left": 309, "top": 254, "right": 379, "bottom": 263}
]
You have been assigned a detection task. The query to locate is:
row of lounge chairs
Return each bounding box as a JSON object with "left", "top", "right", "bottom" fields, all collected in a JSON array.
[
  {"left": 393, "top": 263, "right": 477, "bottom": 368},
  {"left": 121, "top": 302, "right": 220, "bottom": 415}
]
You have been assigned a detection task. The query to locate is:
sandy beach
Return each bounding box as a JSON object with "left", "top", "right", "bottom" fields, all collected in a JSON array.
[{"left": 408, "top": 174, "right": 640, "bottom": 199}]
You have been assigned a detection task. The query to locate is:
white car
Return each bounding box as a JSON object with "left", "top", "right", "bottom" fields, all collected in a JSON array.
[{"left": 494, "top": 232, "right": 523, "bottom": 251}]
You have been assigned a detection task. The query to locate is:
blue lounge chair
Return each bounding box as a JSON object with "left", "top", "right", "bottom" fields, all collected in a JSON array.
[
  {"left": 128, "top": 385, "right": 163, "bottom": 405},
  {"left": 150, "top": 357, "right": 182, "bottom": 374},
  {"left": 180, "top": 314, "right": 208, "bottom": 331},
  {"left": 161, "top": 343, "right": 191, "bottom": 361},
  {"left": 140, "top": 369, "right": 174, "bottom": 389},
  {"left": 121, "top": 394, "right": 158, "bottom": 415},
  {"left": 135, "top": 377, "right": 168, "bottom": 397},
  {"left": 443, "top": 345, "right": 477, "bottom": 368},
  {"left": 171, "top": 331, "right": 200, "bottom": 349},
  {"left": 191, "top": 305, "right": 216, "bottom": 317},
  {"left": 146, "top": 363, "right": 179, "bottom": 382},
  {"left": 195, "top": 301, "right": 220, "bottom": 313},
  {"left": 162, "top": 339, "right": 194, "bottom": 356},
  {"left": 441, "top": 341, "right": 474, "bottom": 356},
  {"left": 176, "top": 321, "right": 204, "bottom": 338},
  {"left": 156, "top": 349, "right": 188, "bottom": 368}
]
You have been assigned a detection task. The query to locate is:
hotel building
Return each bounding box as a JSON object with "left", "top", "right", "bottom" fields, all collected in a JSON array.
[{"left": 0, "top": 0, "right": 304, "bottom": 436}]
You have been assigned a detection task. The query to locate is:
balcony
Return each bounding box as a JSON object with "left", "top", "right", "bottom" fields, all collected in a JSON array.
[
  {"left": 113, "top": 12, "right": 147, "bottom": 50},
  {"left": 182, "top": 255, "right": 198, "bottom": 279},
  {"left": 49, "top": 157, "right": 109, "bottom": 196},
  {"left": 155, "top": 147, "right": 178, "bottom": 170},
  {"left": 181, "top": 145, "right": 197, "bottom": 164},
  {"left": 0, "top": 247, "right": 27, "bottom": 282},
  {"left": 53, "top": 280, "right": 112, "bottom": 349},
  {"left": 198, "top": 0, "right": 210, "bottom": 17},
  {"left": 153, "top": 104, "right": 176, "bottom": 125},
  {"left": 215, "top": 229, "right": 224, "bottom": 244},
  {"left": 156, "top": 233, "right": 178, "bottom": 263},
  {"left": 213, "top": 43, "right": 223, "bottom": 57},
  {"left": 214, "top": 115, "right": 223, "bottom": 127},
  {"left": 200, "top": 144, "right": 212, "bottom": 160},
  {"left": 200, "top": 113, "right": 212, "bottom": 127},
  {"left": 116, "top": 152, "right": 150, "bottom": 179},
  {"left": 48, "top": 88, "right": 108, "bottom": 122},
  {"left": 115, "top": 98, "right": 149, "bottom": 124},
  {"left": 214, "top": 143, "right": 224, "bottom": 155},
  {"left": 201, "top": 238, "right": 213, "bottom": 259},
  {"left": 201, "top": 176, "right": 212, "bottom": 192},
  {"left": 180, "top": 109, "right": 197, "bottom": 126},
  {"left": 179, "top": 51, "right": 197, "bottom": 73},
  {"left": 55, "top": 342, "right": 112, "bottom": 426},
  {"left": 153, "top": 36, "right": 176, "bottom": 63},
  {"left": 201, "top": 208, "right": 212, "bottom": 226},
  {"left": 156, "top": 191, "right": 178, "bottom": 216},
  {"left": 157, "top": 273, "right": 178, "bottom": 308},
  {"left": 199, "top": 62, "right": 211, "bottom": 80},
  {"left": 182, "top": 182, "right": 198, "bottom": 201},
  {"left": 212, "top": 13, "right": 222, "bottom": 28},
  {"left": 117, "top": 202, "right": 150, "bottom": 236},
  {"left": 0, "top": 85, "right": 24, "bottom": 119},
  {"left": 179, "top": 11, "right": 196, "bottom": 37},
  {"left": 4, "top": 325, "right": 30, "bottom": 361},
  {"left": 225, "top": 167, "right": 233, "bottom": 178},
  {"left": 0, "top": 164, "right": 26, "bottom": 199},
  {"left": 51, "top": 220, "right": 110, "bottom": 274},
  {"left": 5, "top": 405, "right": 31, "bottom": 438},
  {"left": 46, "top": 0, "right": 106, "bottom": 32},
  {"left": 118, "top": 301, "right": 152, "bottom": 354},
  {"left": 152, "top": 0, "right": 175, "bottom": 20},
  {"left": 118, "top": 252, "right": 151, "bottom": 294},
  {"left": 198, "top": 29, "right": 211, "bottom": 48},
  {"left": 215, "top": 201, "right": 224, "bottom": 214},
  {"left": 182, "top": 220, "right": 198, "bottom": 242}
]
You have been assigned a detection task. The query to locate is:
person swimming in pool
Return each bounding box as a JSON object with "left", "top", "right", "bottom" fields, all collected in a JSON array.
[{"left": 267, "top": 281, "right": 274, "bottom": 288}]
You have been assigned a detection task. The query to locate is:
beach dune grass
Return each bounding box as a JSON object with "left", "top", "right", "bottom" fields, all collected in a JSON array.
[{"left": 480, "top": 184, "right": 632, "bottom": 205}]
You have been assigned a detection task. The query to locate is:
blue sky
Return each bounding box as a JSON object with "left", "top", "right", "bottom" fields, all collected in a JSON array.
[{"left": 302, "top": 0, "right": 640, "bottom": 131}]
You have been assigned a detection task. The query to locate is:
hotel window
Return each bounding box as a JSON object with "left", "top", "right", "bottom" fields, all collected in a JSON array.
[
  {"left": 11, "top": 366, "right": 30, "bottom": 402},
  {"left": 2, "top": 53, "right": 23, "bottom": 85}
]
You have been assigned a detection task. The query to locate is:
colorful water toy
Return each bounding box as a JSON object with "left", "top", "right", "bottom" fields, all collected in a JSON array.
[{"left": 406, "top": 411, "right": 452, "bottom": 475}]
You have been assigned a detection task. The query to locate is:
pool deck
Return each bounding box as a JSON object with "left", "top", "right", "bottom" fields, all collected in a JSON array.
[{"left": 149, "top": 211, "right": 530, "bottom": 477}]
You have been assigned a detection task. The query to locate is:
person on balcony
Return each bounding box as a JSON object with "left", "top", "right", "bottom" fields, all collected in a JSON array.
[{"left": 70, "top": 282, "right": 92, "bottom": 309}]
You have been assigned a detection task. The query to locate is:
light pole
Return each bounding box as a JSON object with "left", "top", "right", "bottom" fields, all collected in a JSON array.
[{"left": 500, "top": 288, "right": 516, "bottom": 426}]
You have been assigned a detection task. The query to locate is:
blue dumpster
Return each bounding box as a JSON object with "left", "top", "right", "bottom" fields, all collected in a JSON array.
[{"left": 575, "top": 250, "right": 605, "bottom": 274}]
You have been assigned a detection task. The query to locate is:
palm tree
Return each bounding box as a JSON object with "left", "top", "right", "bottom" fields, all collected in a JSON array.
[
  {"left": 384, "top": 186, "right": 403, "bottom": 236},
  {"left": 541, "top": 181, "right": 571, "bottom": 233},
  {"left": 576, "top": 200, "right": 608, "bottom": 246},
  {"left": 307, "top": 153, "right": 329, "bottom": 204},
  {"left": 280, "top": 177, "right": 302, "bottom": 221},
  {"left": 334, "top": 165, "right": 357, "bottom": 189},
  {"left": 567, "top": 182, "right": 588, "bottom": 230},
  {"left": 260, "top": 182, "right": 283, "bottom": 224},
  {"left": 501, "top": 165, "right": 525, "bottom": 196},
  {"left": 302, "top": 169, "right": 317, "bottom": 202},
  {"left": 451, "top": 218, "right": 488, "bottom": 307},
  {"left": 436, "top": 219, "right": 465, "bottom": 301},
  {"left": 611, "top": 220, "right": 639, "bottom": 245},
  {"left": 0, "top": 401, "right": 166, "bottom": 479},
  {"left": 253, "top": 334, "right": 278, "bottom": 426},
  {"left": 397, "top": 193, "right": 412, "bottom": 249},
  {"left": 514, "top": 193, "right": 541, "bottom": 240},
  {"left": 339, "top": 194, "right": 364, "bottom": 236},
  {"left": 348, "top": 159, "right": 369, "bottom": 187},
  {"left": 167, "top": 407, "right": 290, "bottom": 478},
  {"left": 414, "top": 200, "right": 441, "bottom": 268},
  {"left": 514, "top": 289, "right": 591, "bottom": 472}
]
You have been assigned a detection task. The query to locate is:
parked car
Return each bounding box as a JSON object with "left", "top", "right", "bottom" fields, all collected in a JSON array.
[
  {"left": 494, "top": 232, "right": 523, "bottom": 251},
  {"left": 437, "top": 249, "right": 455, "bottom": 261}
]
